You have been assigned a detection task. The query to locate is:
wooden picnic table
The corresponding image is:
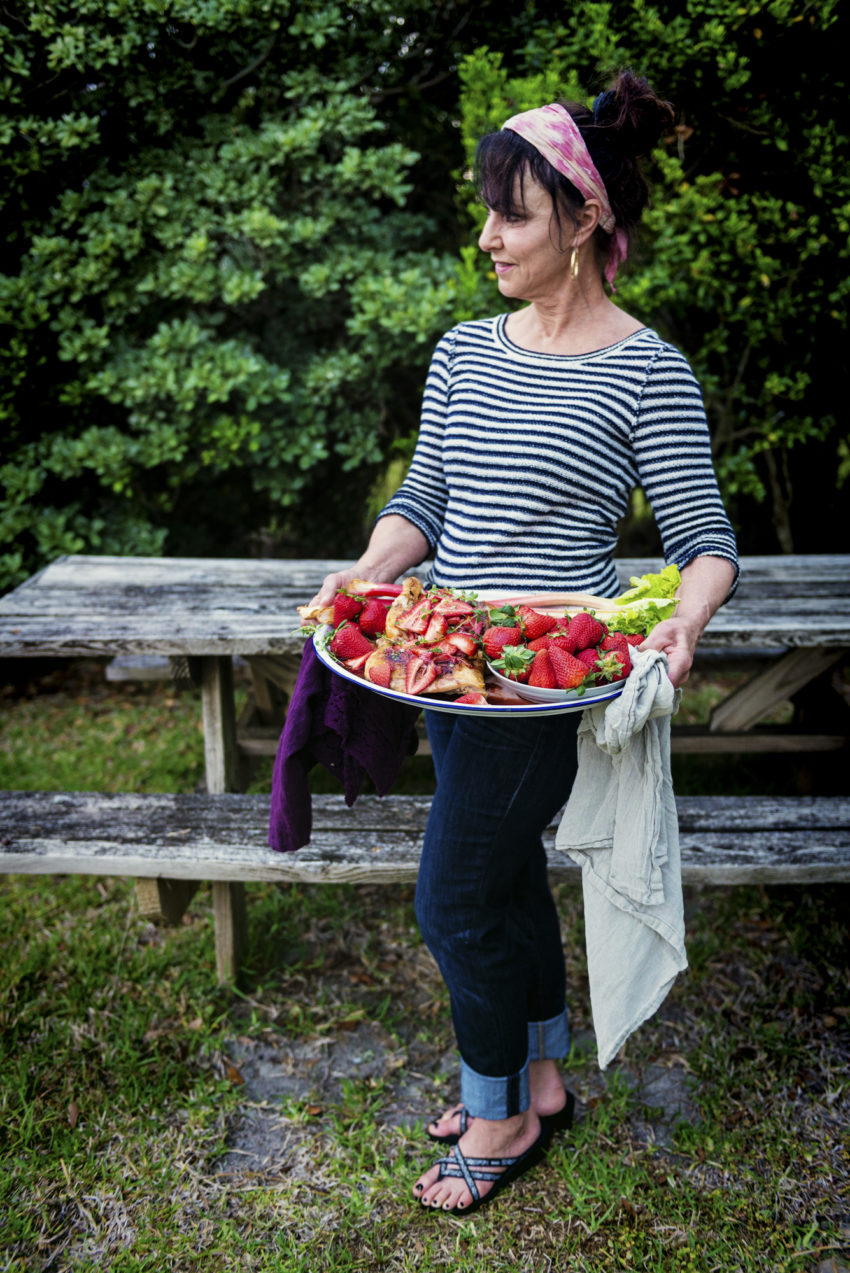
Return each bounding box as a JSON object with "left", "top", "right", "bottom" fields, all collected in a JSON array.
[
  {"left": 2, "top": 553, "right": 848, "bottom": 763},
  {"left": 1, "top": 552, "right": 848, "bottom": 981},
  {"left": 0, "top": 549, "right": 844, "bottom": 753}
]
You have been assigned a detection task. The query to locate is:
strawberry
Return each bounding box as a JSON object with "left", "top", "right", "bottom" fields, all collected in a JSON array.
[
  {"left": 395, "top": 596, "right": 433, "bottom": 634},
  {"left": 343, "top": 652, "right": 372, "bottom": 672},
  {"left": 624, "top": 632, "right": 645, "bottom": 647},
  {"left": 482, "top": 625, "right": 523, "bottom": 660},
  {"left": 527, "top": 635, "right": 552, "bottom": 652},
  {"left": 549, "top": 630, "right": 579, "bottom": 654},
  {"left": 576, "top": 647, "right": 603, "bottom": 675},
  {"left": 445, "top": 632, "right": 477, "bottom": 656},
  {"left": 454, "top": 691, "right": 488, "bottom": 705},
  {"left": 432, "top": 595, "right": 477, "bottom": 618},
  {"left": 424, "top": 613, "right": 448, "bottom": 643},
  {"left": 332, "top": 590, "right": 363, "bottom": 627},
  {"left": 329, "top": 622, "right": 374, "bottom": 661},
  {"left": 405, "top": 654, "right": 437, "bottom": 696},
  {"left": 567, "top": 612, "right": 604, "bottom": 652},
  {"left": 528, "top": 649, "right": 557, "bottom": 688},
  {"left": 594, "top": 648, "right": 630, "bottom": 683},
  {"left": 548, "top": 645, "right": 589, "bottom": 690},
  {"left": 492, "top": 644, "right": 535, "bottom": 682},
  {"left": 600, "top": 634, "right": 632, "bottom": 678},
  {"left": 366, "top": 659, "right": 393, "bottom": 687},
  {"left": 358, "top": 599, "right": 390, "bottom": 636},
  {"left": 518, "top": 605, "right": 558, "bottom": 640}
]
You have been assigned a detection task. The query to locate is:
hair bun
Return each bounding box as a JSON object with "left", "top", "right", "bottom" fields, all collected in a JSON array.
[{"left": 591, "top": 69, "right": 674, "bottom": 159}]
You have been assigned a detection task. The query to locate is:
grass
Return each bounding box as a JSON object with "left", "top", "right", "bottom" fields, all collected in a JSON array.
[{"left": 1, "top": 660, "right": 849, "bottom": 1271}]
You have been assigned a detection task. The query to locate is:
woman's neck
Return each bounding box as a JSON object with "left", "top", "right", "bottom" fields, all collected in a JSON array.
[{"left": 506, "top": 280, "right": 643, "bottom": 355}]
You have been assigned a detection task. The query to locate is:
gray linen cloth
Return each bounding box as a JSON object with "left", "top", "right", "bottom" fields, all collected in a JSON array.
[{"left": 556, "top": 647, "right": 686, "bottom": 1069}]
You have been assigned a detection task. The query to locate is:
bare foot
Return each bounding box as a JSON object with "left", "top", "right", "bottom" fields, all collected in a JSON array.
[
  {"left": 427, "top": 1061, "right": 568, "bottom": 1140},
  {"left": 529, "top": 1059, "right": 570, "bottom": 1118},
  {"left": 413, "top": 1111, "right": 543, "bottom": 1212}
]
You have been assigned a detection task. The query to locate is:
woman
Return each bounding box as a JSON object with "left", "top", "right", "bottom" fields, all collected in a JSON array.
[{"left": 310, "top": 71, "right": 738, "bottom": 1214}]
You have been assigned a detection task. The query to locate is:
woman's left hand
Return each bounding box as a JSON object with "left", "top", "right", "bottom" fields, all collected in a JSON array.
[
  {"left": 639, "top": 616, "right": 702, "bottom": 688},
  {"left": 638, "top": 556, "right": 738, "bottom": 688}
]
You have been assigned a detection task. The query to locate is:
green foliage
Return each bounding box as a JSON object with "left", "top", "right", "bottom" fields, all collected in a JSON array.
[
  {"left": 0, "top": 0, "right": 469, "bottom": 589},
  {"left": 1, "top": 0, "right": 847, "bottom": 589},
  {"left": 455, "top": 2, "right": 849, "bottom": 552}
]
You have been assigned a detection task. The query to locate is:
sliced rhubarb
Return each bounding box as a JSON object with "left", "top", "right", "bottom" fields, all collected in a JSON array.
[{"left": 348, "top": 579, "right": 405, "bottom": 599}]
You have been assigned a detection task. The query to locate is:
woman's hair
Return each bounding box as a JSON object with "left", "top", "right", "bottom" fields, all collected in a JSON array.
[{"left": 475, "top": 69, "right": 675, "bottom": 254}]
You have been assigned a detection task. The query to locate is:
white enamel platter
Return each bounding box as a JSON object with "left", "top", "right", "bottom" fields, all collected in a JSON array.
[{"left": 313, "top": 625, "right": 625, "bottom": 719}]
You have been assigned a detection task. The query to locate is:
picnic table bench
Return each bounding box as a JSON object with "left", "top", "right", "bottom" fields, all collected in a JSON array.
[{"left": 1, "top": 553, "right": 848, "bottom": 983}]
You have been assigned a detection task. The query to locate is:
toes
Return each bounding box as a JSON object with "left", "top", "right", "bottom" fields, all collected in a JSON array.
[
  {"left": 412, "top": 1162, "right": 440, "bottom": 1201},
  {"left": 428, "top": 1103, "right": 464, "bottom": 1136}
]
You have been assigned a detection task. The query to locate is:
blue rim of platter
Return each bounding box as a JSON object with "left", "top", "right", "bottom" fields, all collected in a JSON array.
[{"left": 312, "top": 626, "right": 625, "bottom": 718}]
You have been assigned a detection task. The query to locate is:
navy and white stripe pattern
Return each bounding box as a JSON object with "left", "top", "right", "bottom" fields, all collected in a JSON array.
[{"left": 379, "top": 315, "right": 739, "bottom": 595}]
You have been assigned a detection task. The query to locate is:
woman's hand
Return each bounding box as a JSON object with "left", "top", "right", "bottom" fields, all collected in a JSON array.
[
  {"left": 306, "top": 515, "right": 431, "bottom": 610},
  {"left": 638, "top": 555, "right": 737, "bottom": 688},
  {"left": 639, "top": 616, "right": 702, "bottom": 688},
  {"left": 309, "top": 568, "right": 367, "bottom": 611}
]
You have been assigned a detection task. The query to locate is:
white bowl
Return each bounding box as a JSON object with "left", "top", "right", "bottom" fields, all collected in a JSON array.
[{"left": 486, "top": 662, "right": 625, "bottom": 706}]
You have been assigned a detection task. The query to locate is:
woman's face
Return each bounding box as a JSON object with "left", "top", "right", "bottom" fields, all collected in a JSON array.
[{"left": 478, "top": 177, "right": 570, "bottom": 302}]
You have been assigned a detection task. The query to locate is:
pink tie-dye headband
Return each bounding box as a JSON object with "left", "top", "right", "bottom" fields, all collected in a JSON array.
[{"left": 502, "top": 102, "right": 628, "bottom": 287}]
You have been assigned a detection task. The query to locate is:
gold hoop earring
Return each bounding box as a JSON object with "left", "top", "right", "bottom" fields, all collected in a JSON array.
[{"left": 570, "top": 246, "right": 580, "bottom": 278}]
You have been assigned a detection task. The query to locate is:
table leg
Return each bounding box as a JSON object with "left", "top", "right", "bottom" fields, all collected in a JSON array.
[
  {"left": 201, "top": 655, "right": 247, "bottom": 984},
  {"left": 135, "top": 876, "right": 200, "bottom": 925}
]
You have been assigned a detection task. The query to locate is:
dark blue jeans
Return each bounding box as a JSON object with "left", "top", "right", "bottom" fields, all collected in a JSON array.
[{"left": 416, "top": 709, "right": 581, "bottom": 1119}]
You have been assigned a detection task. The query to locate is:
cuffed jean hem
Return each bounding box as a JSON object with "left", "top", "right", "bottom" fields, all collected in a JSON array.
[
  {"left": 461, "top": 1055, "right": 530, "bottom": 1120},
  {"left": 527, "top": 1009, "right": 571, "bottom": 1062}
]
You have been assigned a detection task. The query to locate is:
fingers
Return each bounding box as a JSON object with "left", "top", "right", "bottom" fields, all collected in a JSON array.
[{"left": 310, "top": 571, "right": 355, "bottom": 609}]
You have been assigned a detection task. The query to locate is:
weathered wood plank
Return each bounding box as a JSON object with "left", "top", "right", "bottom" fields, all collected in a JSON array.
[
  {"left": 2, "top": 792, "right": 849, "bottom": 885},
  {"left": 709, "top": 647, "right": 846, "bottom": 733},
  {"left": 2, "top": 615, "right": 848, "bottom": 657},
  {"left": 2, "top": 555, "right": 849, "bottom": 657},
  {"left": 236, "top": 723, "right": 850, "bottom": 758},
  {"left": 16, "top": 553, "right": 850, "bottom": 593},
  {"left": 670, "top": 728, "right": 848, "bottom": 753},
  {"left": 3, "top": 789, "right": 848, "bottom": 834},
  {"left": 3, "top": 829, "right": 848, "bottom": 885}
]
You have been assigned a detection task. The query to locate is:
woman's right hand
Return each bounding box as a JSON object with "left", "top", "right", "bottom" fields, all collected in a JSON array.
[
  {"left": 306, "top": 515, "right": 430, "bottom": 610},
  {"left": 308, "top": 568, "right": 364, "bottom": 610}
]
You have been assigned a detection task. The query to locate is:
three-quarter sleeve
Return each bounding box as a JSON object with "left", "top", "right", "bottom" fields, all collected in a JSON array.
[
  {"left": 376, "top": 332, "right": 453, "bottom": 549},
  {"left": 632, "top": 346, "right": 739, "bottom": 594}
]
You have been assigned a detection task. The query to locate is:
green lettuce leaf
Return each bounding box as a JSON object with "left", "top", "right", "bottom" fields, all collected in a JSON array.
[
  {"left": 613, "top": 564, "right": 681, "bottom": 605},
  {"left": 608, "top": 565, "right": 681, "bottom": 635}
]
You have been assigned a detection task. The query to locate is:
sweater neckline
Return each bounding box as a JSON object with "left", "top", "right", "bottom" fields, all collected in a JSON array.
[{"left": 492, "top": 312, "right": 654, "bottom": 363}]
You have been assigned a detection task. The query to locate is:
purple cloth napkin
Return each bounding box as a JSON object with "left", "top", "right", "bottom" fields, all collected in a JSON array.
[{"left": 268, "top": 639, "right": 421, "bottom": 853}]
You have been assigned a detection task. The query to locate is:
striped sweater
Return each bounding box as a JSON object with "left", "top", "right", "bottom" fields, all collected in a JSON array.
[{"left": 379, "top": 315, "right": 739, "bottom": 597}]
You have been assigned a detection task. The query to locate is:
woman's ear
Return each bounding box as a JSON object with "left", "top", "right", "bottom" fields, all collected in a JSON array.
[{"left": 572, "top": 199, "right": 604, "bottom": 246}]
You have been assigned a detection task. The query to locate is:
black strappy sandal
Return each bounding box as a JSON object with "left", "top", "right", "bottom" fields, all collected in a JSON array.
[{"left": 418, "top": 1118, "right": 552, "bottom": 1215}]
